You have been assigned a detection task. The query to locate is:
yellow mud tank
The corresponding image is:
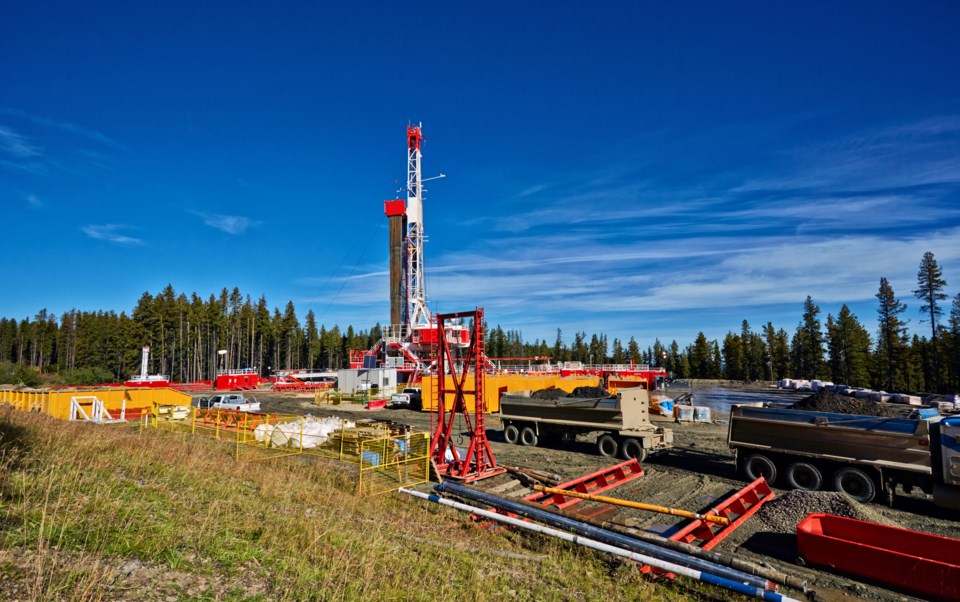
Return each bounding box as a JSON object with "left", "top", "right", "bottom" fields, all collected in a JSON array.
[
  {"left": 0, "top": 387, "right": 191, "bottom": 421},
  {"left": 420, "top": 374, "right": 600, "bottom": 413}
]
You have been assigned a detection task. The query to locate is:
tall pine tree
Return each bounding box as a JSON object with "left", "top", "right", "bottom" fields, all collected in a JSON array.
[
  {"left": 791, "top": 296, "right": 824, "bottom": 379},
  {"left": 913, "top": 251, "right": 948, "bottom": 391},
  {"left": 826, "top": 305, "right": 872, "bottom": 386},
  {"left": 875, "top": 277, "right": 909, "bottom": 391}
]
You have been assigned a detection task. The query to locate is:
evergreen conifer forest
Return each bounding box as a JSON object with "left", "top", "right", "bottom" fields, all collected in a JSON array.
[{"left": 3, "top": 253, "right": 960, "bottom": 394}]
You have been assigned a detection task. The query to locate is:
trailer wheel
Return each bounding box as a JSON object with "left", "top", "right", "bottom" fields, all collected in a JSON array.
[
  {"left": 833, "top": 467, "right": 875, "bottom": 503},
  {"left": 520, "top": 426, "right": 538, "bottom": 447},
  {"left": 786, "top": 462, "right": 822, "bottom": 491},
  {"left": 597, "top": 434, "right": 619, "bottom": 458},
  {"left": 743, "top": 454, "right": 777, "bottom": 485},
  {"left": 620, "top": 438, "right": 647, "bottom": 462},
  {"left": 504, "top": 424, "right": 520, "bottom": 445}
]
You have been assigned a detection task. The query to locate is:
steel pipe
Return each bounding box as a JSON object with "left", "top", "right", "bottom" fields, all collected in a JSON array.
[
  {"left": 505, "top": 490, "right": 807, "bottom": 592},
  {"left": 402, "top": 488, "right": 801, "bottom": 602},
  {"left": 435, "top": 481, "right": 773, "bottom": 591},
  {"left": 532, "top": 484, "right": 730, "bottom": 525}
]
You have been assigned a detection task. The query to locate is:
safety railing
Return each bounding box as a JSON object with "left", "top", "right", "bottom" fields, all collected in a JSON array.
[
  {"left": 140, "top": 407, "right": 428, "bottom": 495},
  {"left": 358, "top": 432, "right": 430, "bottom": 496}
]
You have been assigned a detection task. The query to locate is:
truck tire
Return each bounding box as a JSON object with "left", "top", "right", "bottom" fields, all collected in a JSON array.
[
  {"left": 504, "top": 424, "right": 520, "bottom": 445},
  {"left": 597, "top": 434, "right": 619, "bottom": 458},
  {"left": 743, "top": 454, "right": 777, "bottom": 485},
  {"left": 520, "top": 426, "right": 538, "bottom": 447},
  {"left": 786, "top": 462, "right": 822, "bottom": 491},
  {"left": 620, "top": 438, "right": 647, "bottom": 462},
  {"left": 833, "top": 467, "right": 875, "bottom": 503}
]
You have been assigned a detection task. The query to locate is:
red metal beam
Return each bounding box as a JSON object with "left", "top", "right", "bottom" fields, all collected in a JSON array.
[
  {"left": 429, "top": 308, "right": 504, "bottom": 482},
  {"left": 668, "top": 476, "right": 775, "bottom": 550},
  {"left": 524, "top": 458, "right": 645, "bottom": 510}
]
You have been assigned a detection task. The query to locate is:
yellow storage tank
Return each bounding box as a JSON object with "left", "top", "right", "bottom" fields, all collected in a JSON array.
[
  {"left": 0, "top": 387, "right": 191, "bottom": 421},
  {"left": 421, "top": 374, "right": 600, "bottom": 413}
]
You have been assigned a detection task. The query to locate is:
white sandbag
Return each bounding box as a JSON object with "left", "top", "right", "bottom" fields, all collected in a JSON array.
[{"left": 253, "top": 423, "right": 274, "bottom": 443}]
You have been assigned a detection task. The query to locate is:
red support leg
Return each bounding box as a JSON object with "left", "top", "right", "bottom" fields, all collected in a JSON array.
[{"left": 429, "top": 308, "right": 505, "bottom": 482}]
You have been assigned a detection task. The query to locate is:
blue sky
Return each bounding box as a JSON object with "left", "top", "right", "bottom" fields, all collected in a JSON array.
[{"left": 3, "top": 2, "right": 960, "bottom": 349}]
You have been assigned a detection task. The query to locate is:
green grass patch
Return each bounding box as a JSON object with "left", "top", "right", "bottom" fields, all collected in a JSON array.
[{"left": 0, "top": 408, "right": 735, "bottom": 601}]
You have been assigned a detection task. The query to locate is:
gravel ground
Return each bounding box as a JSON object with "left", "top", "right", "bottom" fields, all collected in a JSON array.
[
  {"left": 530, "top": 388, "right": 568, "bottom": 400},
  {"left": 755, "top": 490, "right": 899, "bottom": 534},
  {"left": 245, "top": 386, "right": 958, "bottom": 602},
  {"left": 789, "top": 391, "right": 901, "bottom": 417}
]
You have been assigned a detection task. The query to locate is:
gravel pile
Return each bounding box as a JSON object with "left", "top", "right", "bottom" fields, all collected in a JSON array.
[
  {"left": 530, "top": 388, "right": 568, "bottom": 400},
  {"left": 790, "top": 391, "right": 898, "bottom": 417},
  {"left": 570, "top": 386, "right": 609, "bottom": 398},
  {"left": 756, "top": 490, "right": 896, "bottom": 534}
]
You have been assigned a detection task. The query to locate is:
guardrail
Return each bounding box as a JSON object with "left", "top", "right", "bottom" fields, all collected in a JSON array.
[{"left": 140, "top": 407, "right": 428, "bottom": 495}]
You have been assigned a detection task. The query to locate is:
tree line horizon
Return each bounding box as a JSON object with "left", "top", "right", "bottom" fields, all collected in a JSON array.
[{"left": 2, "top": 251, "right": 958, "bottom": 394}]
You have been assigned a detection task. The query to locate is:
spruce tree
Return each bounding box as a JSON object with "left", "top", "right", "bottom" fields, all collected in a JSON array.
[
  {"left": 722, "top": 332, "right": 745, "bottom": 380},
  {"left": 948, "top": 293, "right": 960, "bottom": 390},
  {"left": 826, "top": 305, "right": 872, "bottom": 386},
  {"left": 711, "top": 341, "right": 723, "bottom": 378},
  {"left": 875, "top": 277, "right": 909, "bottom": 391},
  {"left": 611, "top": 338, "right": 625, "bottom": 364},
  {"left": 627, "top": 337, "right": 641, "bottom": 365},
  {"left": 913, "top": 251, "right": 948, "bottom": 391},
  {"left": 669, "top": 340, "right": 681, "bottom": 377},
  {"left": 553, "top": 328, "right": 564, "bottom": 362},
  {"left": 791, "top": 296, "right": 824, "bottom": 379},
  {"left": 305, "top": 310, "right": 320, "bottom": 368},
  {"left": 689, "top": 332, "right": 712, "bottom": 377}
]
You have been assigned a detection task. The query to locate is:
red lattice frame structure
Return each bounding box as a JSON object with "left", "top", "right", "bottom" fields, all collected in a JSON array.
[{"left": 429, "top": 308, "right": 505, "bottom": 482}]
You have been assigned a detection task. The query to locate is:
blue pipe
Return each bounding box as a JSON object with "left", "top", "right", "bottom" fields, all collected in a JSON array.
[
  {"left": 405, "top": 488, "right": 799, "bottom": 602},
  {"left": 436, "top": 481, "right": 774, "bottom": 591}
]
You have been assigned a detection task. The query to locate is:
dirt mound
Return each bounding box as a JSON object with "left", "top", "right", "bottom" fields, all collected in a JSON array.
[
  {"left": 757, "top": 490, "right": 898, "bottom": 534},
  {"left": 790, "top": 391, "right": 898, "bottom": 416},
  {"left": 570, "top": 386, "right": 610, "bottom": 398},
  {"left": 530, "top": 388, "right": 568, "bottom": 400}
]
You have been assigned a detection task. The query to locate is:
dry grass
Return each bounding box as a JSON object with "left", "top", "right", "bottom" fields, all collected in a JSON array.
[{"left": 0, "top": 408, "right": 720, "bottom": 601}]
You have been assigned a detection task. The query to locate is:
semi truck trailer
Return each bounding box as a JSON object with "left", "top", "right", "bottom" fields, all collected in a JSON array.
[
  {"left": 728, "top": 405, "right": 960, "bottom": 509},
  {"left": 499, "top": 388, "right": 673, "bottom": 462}
]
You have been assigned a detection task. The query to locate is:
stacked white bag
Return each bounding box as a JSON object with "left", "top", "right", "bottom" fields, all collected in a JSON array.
[{"left": 253, "top": 415, "right": 356, "bottom": 449}]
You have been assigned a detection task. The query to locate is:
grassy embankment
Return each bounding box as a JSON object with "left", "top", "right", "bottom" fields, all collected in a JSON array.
[{"left": 0, "top": 408, "right": 726, "bottom": 601}]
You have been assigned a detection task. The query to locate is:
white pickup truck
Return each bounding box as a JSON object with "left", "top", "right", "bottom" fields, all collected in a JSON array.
[
  {"left": 198, "top": 393, "right": 262, "bottom": 412},
  {"left": 391, "top": 387, "right": 422, "bottom": 409}
]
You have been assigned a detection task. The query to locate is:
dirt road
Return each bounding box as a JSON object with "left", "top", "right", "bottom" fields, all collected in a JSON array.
[{"left": 246, "top": 386, "right": 957, "bottom": 602}]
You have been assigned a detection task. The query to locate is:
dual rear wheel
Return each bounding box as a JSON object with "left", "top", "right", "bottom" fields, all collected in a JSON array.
[
  {"left": 741, "top": 453, "right": 876, "bottom": 503},
  {"left": 596, "top": 435, "right": 648, "bottom": 462},
  {"left": 503, "top": 423, "right": 539, "bottom": 447}
]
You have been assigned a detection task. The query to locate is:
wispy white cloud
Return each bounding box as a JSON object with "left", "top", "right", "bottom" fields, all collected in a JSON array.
[
  {"left": 300, "top": 219, "right": 960, "bottom": 344},
  {"left": 439, "top": 228, "right": 960, "bottom": 314},
  {"left": 733, "top": 115, "right": 960, "bottom": 194},
  {"left": 298, "top": 115, "right": 960, "bottom": 345},
  {"left": 190, "top": 210, "right": 261, "bottom": 235},
  {"left": 81, "top": 224, "right": 144, "bottom": 245},
  {"left": 517, "top": 183, "right": 551, "bottom": 197},
  {"left": 0, "top": 125, "right": 41, "bottom": 159},
  {"left": 0, "top": 108, "right": 124, "bottom": 150},
  {"left": 0, "top": 110, "right": 124, "bottom": 176},
  {"left": 488, "top": 115, "right": 960, "bottom": 242},
  {"left": 25, "top": 194, "right": 42, "bottom": 208}
]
